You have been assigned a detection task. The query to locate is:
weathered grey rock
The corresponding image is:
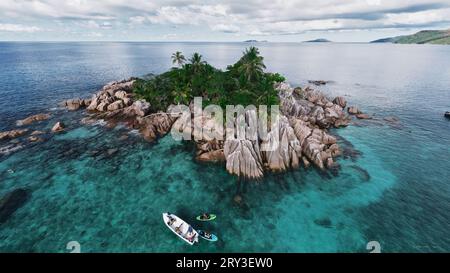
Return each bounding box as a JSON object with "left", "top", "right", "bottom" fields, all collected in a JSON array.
[
  {"left": 65, "top": 98, "right": 82, "bottom": 111},
  {"left": 102, "top": 79, "right": 135, "bottom": 93},
  {"left": 290, "top": 118, "right": 338, "bottom": 170},
  {"left": 87, "top": 95, "right": 100, "bottom": 111},
  {"left": 333, "top": 96, "right": 347, "bottom": 108},
  {"left": 0, "top": 129, "right": 29, "bottom": 141},
  {"left": 138, "top": 112, "right": 175, "bottom": 142},
  {"left": 224, "top": 139, "right": 264, "bottom": 179},
  {"left": 28, "top": 136, "right": 42, "bottom": 142},
  {"left": 82, "top": 99, "right": 91, "bottom": 106},
  {"left": 16, "top": 113, "right": 50, "bottom": 126},
  {"left": 122, "top": 97, "right": 132, "bottom": 106},
  {"left": 197, "top": 149, "right": 225, "bottom": 162},
  {"left": 278, "top": 83, "right": 349, "bottom": 129},
  {"left": 348, "top": 106, "right": 361, "bottom": 115},
  {"left": 51, "top": 122, "right": 65, "bottom": 132},
  {"left": 96, "top": 102, "right": 109, "bottom": 112},
  {"left": 107, "top": 100, "right": 125, "bottom": 111},
  {"left": 262, "top": 116, "right": 302, "bottom": 171},
  {"left": 31, "top": 130, "right": 45, "bottom": 135},
  {"left": 132, "top": 100, "right": 150, "bottom": 117},
  {"left": 114, "top": 90, "right": 128, "bottom": 100},
  {"left": 302, "top": 156, "right": 310, "bottom": 168}
]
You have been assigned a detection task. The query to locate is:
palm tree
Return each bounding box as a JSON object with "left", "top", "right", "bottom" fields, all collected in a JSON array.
[
  {"left": 189, "top": 53, "right": 205, "bottom": 74},
  {"left": 238, "top": 47, "right": 266, "bottom": 83},
  {"left": 171, "top": 51, "right": 186, "bottom": 67}
]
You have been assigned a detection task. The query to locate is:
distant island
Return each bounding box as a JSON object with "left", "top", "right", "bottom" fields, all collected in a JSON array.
[
  {"left": 304, "top": 38, "right": 332, "bottom": 43},
  {"left": 244, "top": 40, "right": 268, "bottom": 43},
  {"left": 371, "top": 29, "right": 450, "bottom": 45}
]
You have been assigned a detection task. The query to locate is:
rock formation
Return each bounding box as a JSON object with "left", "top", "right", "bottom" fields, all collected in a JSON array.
[
  {"left": 278, "top": 83, "right": 350, "bottom": 129},
  {"left": 0, "top": 129, "right": 28, "bottom": 141},
  {"left": 16, "top": 114, "right": 50, "bottom": 126},
  {"left": 60, "top": 78, "right": 136, "bottom": 113},
  {"left": 51, "top": 122, "right": 65, "bottom": 132},
  {"left": 58, "top": 80, "right": 357, "bottom": 180},
  {"left": 348, "top": 106, "right": 361, "bottom": 115}
]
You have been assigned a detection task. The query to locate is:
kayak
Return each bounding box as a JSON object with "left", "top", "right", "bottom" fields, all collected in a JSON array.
[
  {"left": 198, "top": 230, "right": 218, "bottom": 242},
  {"left": 162, "top": 213, "right": 199, "bottom": 245},
  {"left": 196, "top": 214, "right": 217, "bottom": 221}
]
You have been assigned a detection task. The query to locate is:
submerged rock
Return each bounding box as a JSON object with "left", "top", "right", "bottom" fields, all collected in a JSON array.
[
  {"left": 16, "top": 113, "right": 50, "bottom": 126},
  {"left": 0, "top": 189, "right": 31, "bottom": 224},
  {"left": 314, "top": 218, "right": 333, "bottom": 228},
  {"left": 31, "top": 130, "right": 45, "bottom": 135},
  {"left": 51, "top": 122, "right": 65, "bottom": 132},
  {"left": 0, "top": 129, "right": 28, "bottom": 141},
  {"left": 349, "top": 165, "right": 371, "bottom": 181},
  {"left": 308, "top": 80, "right": 328, "bottom": 86},
  {"left": 383, "top": 116, "right": 400, "bottom": 123},
  {"left": 356, "top": 113, "right": 371, "bottom": 119},
  {"left": 28, "top": 136, "right": 42, "bottom": 142},
  {"left": 65, "top": 99, "right": 83, "bottom": 111}
]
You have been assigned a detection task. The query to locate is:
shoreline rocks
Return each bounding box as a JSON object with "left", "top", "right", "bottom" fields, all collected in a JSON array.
[
  {"left": 0, "top": 129, "right": 29, "bottom": 141},
  {"left": 51, "top": 122, "right": 65, "bottom": 132},
  {"left": 16, "top": 113, "right": 50, "bottom": 126},
  {"left": 278, "top": 83, "right": 350, "bottom": 129},
  {"left": 308, "top": 80, "right": 329, "bottom": 86},
  {"left": 356, "top": 113, "right": 371, "bottom": 119},
  {"left": 347, "top": 106, "right": 361, "bottom": 115},
  {"left": 55, "top": 80, "right": 363, "bottom": 180}
]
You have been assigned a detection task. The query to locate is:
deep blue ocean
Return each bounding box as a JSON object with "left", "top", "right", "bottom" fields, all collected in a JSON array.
[{"left": 0, "top": 42, "right": 449, "bottom": 252}]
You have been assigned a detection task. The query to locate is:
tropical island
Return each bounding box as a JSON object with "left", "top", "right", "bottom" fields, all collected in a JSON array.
[
  {"left": 1, "top": 47, "right": 369, "bottom": 185},
  {"left": 371, "top": 29, "right": 450, "bottom": 45},
  {"left": 304, "top": 38, "right": 332, "bottom": 43}
]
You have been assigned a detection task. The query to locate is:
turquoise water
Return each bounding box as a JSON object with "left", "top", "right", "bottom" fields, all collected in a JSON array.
[{"left": 0, "top": 42, "right": 449, "bottom": 252}]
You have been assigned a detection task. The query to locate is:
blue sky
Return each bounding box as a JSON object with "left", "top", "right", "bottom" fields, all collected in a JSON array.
[{"left": 1, "top": 0, "right": 449, "bottom": 42}]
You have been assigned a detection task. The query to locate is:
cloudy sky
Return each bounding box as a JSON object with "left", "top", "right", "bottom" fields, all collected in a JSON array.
[{"left": 1, "top": 0, "right": 450, "bottom": 42}]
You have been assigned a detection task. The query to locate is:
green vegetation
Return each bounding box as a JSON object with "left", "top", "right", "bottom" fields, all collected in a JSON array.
[
  {"left": 133, "top": 47, "right": 285, "bottom": 112},
  {"left": 371, "top": 29, "right": 450, "bottom": 45}
]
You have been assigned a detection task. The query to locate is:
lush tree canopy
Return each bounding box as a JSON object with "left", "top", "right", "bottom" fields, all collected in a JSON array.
[{"left": 133, "top": 47, "right": 285, "bottom": 112}]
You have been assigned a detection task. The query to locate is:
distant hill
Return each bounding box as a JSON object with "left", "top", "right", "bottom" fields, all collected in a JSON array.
[
  {"left": 304, "top": 38, "right": 332, "bottom": 43},
  {"left": 371, "top": 29, "right": 450, "bottom": 45},
  {"left": 244, "top": 40, "right": 268, "bottom": 43}
]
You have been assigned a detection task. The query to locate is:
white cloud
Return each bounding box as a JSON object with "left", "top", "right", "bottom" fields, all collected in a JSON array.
[
  {"left": 0, "top": 23, "right": 42, "bottom": 33},
  {"left": 0, "top": 0, "right": 449, "bottom": 40},
  {"left": 211, "top": 24, "right": 240, "bottom": 33}
]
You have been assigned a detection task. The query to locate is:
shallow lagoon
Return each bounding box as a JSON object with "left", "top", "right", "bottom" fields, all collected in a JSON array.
[{"left": 0, "top": 42, "right": 449, "bottom": 252}]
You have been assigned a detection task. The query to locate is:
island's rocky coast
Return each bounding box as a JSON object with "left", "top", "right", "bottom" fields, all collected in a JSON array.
[
  {"left": 56, "top": 79, "right": 372, "bottom": 179},
  {"left": 0, "top": 77, "right": 377, "bottom": 180}
]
